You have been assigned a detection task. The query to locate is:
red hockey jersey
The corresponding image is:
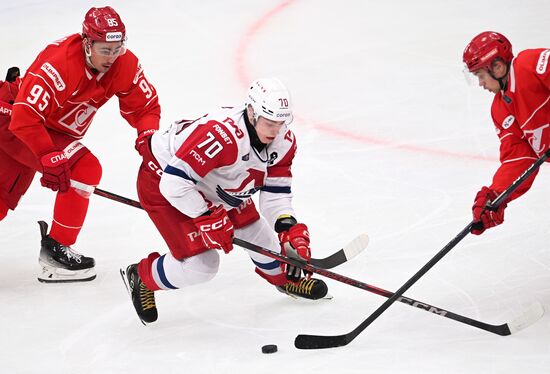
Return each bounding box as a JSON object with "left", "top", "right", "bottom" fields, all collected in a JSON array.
[
  {"left": 9, "top": 33, "right": 160, "bottom": 157},
  {"left": 489, "top": 48, "right": 550, "bottom": 201}
]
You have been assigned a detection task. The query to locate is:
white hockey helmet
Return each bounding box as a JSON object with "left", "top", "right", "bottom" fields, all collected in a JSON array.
[{"left": 245, "top": 78, "right": 293, "bottom": 124}]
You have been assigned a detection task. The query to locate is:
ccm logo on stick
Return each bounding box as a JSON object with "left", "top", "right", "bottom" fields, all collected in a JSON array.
[{"left": 397, "top": 296, "right": 448, "bottom": 316}]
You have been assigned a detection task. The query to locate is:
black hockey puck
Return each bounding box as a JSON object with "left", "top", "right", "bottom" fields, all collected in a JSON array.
[{"left": 261, "top": 344, "right": 278, "bottom": 354}]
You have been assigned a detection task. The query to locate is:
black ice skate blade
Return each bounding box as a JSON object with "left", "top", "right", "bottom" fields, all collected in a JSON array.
[
  {"left": 37, "top": 275, "right": 97, "bottom": 283},
  {"left": 119, "top": 268, "right": 148, "bottom": 326}
]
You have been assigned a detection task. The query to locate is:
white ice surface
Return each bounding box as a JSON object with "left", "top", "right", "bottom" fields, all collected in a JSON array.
[{"left": 2, "top": 1, "right": 550, "bottom": 373}]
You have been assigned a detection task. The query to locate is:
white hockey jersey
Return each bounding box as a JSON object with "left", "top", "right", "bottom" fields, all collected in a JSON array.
[{"left": 150, "top": 105, "right": 297, "bottom": 228}]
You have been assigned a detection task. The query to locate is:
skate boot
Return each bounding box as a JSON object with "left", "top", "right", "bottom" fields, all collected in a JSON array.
[
  {"left": 37, "top": 221, "right": 96, "bottom": 283},
  {"left": 276, "top": 277, "right": 329, "bottom": 300},
  {"left": 120, "top": 264, "right": 158, "bottom": 324}
]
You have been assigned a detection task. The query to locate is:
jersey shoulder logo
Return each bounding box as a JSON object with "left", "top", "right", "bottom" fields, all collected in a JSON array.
[
  {"left": 536, "top": 49, "right": 550, "bottom": 75},
  {"left": 40, "top": 62, "right": 66, "bottom": 91}
]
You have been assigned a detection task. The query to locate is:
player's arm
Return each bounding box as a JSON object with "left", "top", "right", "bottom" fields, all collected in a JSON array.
[
  {"left": 115, "top": 53, "right": 160, "bottom": 153},
  {"left": 260, "top": 129, "right": 297, "bottom": 227},
  {"left": 489, "top": 132, "right": 539, "bottom": 199},
  {"left": 531, "top": 49, "right": 550, "bottom": 90},
  {"left": 10, "top": 72, "right": 57, "bottom": 157},
  {"left": 471, "top": 121, "right": 538, "bottom": 235},
  {"left": 9, "top": 68, "right": 72, "bottom": 192},
  {"left": 260, "top": 130, "right": 311, "bottom": 281}
]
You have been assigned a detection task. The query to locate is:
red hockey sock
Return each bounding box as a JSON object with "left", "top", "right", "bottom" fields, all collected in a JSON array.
[
  {"left": 49, "top": 188, "right": 90, "bottom": 245},
  {"left": 255, "top": 268, "right": 288, "bottom": 286},
  {"left": 49, "top": 152, "right": 101, "bottom": 245},
  {"left": 138, "top": 252, "right": 162, "bottom": 291}
]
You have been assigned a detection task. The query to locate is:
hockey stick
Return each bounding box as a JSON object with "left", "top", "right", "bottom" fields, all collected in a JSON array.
[
  {"left": 92, "top": 187, "right": 368, "bottom": 269},
  {"left": 295, "top": 149, "right": 550, "bottom": 349},
  {"left": 233, "top": 238, "right": 543, "bottom": 337},
  {"left": 93, "top": 188, "right": 543, "bottom": 338}
]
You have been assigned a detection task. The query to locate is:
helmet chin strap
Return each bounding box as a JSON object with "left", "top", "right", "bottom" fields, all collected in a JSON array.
[
  {"left": 488, "top": 62, "right": 510, "bottom": 91},
  {"left": 244, "top": 109, "right": 267, "bottom": 152},
  {"left": 83, "top": 39, "right": 98, "bottom": 71}
]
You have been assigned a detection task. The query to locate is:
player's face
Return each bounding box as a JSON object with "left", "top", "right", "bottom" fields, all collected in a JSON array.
[
  {"left": 89, "top": 41, "right": 124, "bottom": 72},
  {"left": 474, "top": 69, "right": 501, "bottom": 93},
  {"left": 255, "top": 117, "right": 285, "bottom": 144}
]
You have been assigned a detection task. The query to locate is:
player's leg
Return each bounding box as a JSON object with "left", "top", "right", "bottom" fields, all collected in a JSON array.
[
  {"left": 234, "top": 217, "right": 288, "bottom": 286},
  {"left": 0, "top": 148, "right": 36, "bottom": 221},
  {"left": 135, "top": 205, "right": 221, "bottom": 292},
  {"left": 38, "top": 150, "right": 102, "bottom": 283},
  {"left": 122, "top": 163, "right": 220, "bottom": 323},
  {"left": 236, "top": 218, "right": 328, "bottom": 300},
  {"left": 0, "top": 112, "right": 38, "bottom": 220},
  {"left": 48, "top": 151, "right": 102, "bottom": 245}
]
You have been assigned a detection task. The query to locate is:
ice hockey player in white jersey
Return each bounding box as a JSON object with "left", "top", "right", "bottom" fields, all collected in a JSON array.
[{"left": 121, "top": 78, "right": 328, "bottom": 324}]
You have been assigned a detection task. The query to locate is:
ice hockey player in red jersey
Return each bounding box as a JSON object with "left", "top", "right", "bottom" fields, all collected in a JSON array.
[
  {"left": 463, "top": 31, "right": 550, "bottom": 234},
  {"left": 121, "top": 78, "right": 328, "bottom": 324},
  {"left": 0, "top": 6, "right": 160, "bottom": 282}
]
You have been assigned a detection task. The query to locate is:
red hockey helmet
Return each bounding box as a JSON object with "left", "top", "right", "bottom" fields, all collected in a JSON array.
[
  {"left": 82, "top": 6, "right": 126, "bottom": 43},
  {"left": 463, "top": 31, "right": 513, "bottom": 72}
]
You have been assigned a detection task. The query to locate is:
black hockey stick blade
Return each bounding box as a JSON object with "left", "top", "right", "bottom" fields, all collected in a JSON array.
[
  {"left": 234, "top": 235, "right": 542, "bottom": 339},
  {"left": 295, "top": 149, "right": 550, "bottom": 350},
  {"left": 295, "top": 333, "right": 351, "bottom": 350},
  {"left": 295, "top": 301, "right": 545, "bottom": 349}
]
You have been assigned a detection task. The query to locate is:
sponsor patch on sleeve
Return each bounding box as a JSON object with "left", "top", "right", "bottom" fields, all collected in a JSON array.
[
  {"left": 502, "top": 114, "right": 515, "bottom": 129},
  {"left": 536, "top": 49, "right": 550, "bottom": 75}
]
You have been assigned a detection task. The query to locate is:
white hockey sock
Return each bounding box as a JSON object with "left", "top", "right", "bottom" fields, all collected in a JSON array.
[{"left": 151, "top": 250, "right": 220, "bottom": 290}]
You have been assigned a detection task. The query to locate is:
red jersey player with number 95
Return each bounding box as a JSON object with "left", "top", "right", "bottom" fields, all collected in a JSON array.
[
  {"left": 120, "top": 78, "right": 328, "bottom": 324},
  {"left": 0, "top": 6, "right": 161, "bottom": 283}
]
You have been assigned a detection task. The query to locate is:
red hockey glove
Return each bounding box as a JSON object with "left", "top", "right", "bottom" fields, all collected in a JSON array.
[
  {"left": 135, "top": 129, "right": 157, "bottom": 157},
  {"left": 279, "top": 223, "right": 312, "bottom": 282},
  {"left": 40, "top": 151, "right": 70, "bottom": 192},
  {"left": 193, "top": 206, "right": 234, "bottom": 253},
  {"left": 471, "top": 186, "right": 506, "bottom": 235}
]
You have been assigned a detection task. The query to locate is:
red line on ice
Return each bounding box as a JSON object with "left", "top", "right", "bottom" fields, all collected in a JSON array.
[{"left": 233, "top": 0, "right": 495, "bottom": 162}]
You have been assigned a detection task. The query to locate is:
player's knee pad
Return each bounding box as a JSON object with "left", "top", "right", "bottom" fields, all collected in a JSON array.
[
  {"left": 69, "top": 153, "right": 102, "bottom": 198},
  {"left": 161, "top": 250, "right": 220, "bottom": 289}
]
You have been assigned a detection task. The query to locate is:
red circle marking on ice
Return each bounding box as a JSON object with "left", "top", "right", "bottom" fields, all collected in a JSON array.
[{"left": 233, "top": 0, "right": 495, "bottom": 162}]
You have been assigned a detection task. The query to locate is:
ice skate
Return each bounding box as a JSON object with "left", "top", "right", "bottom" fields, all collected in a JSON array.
[
  {"left": 37, "top": 221, "right": 96, "bottom": 283},
  {"left": 276, "top": 277, "right": 329, "bottom": 300},
  {"left": 120, "top": 264, "right": 158, "bottom": 324}
]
